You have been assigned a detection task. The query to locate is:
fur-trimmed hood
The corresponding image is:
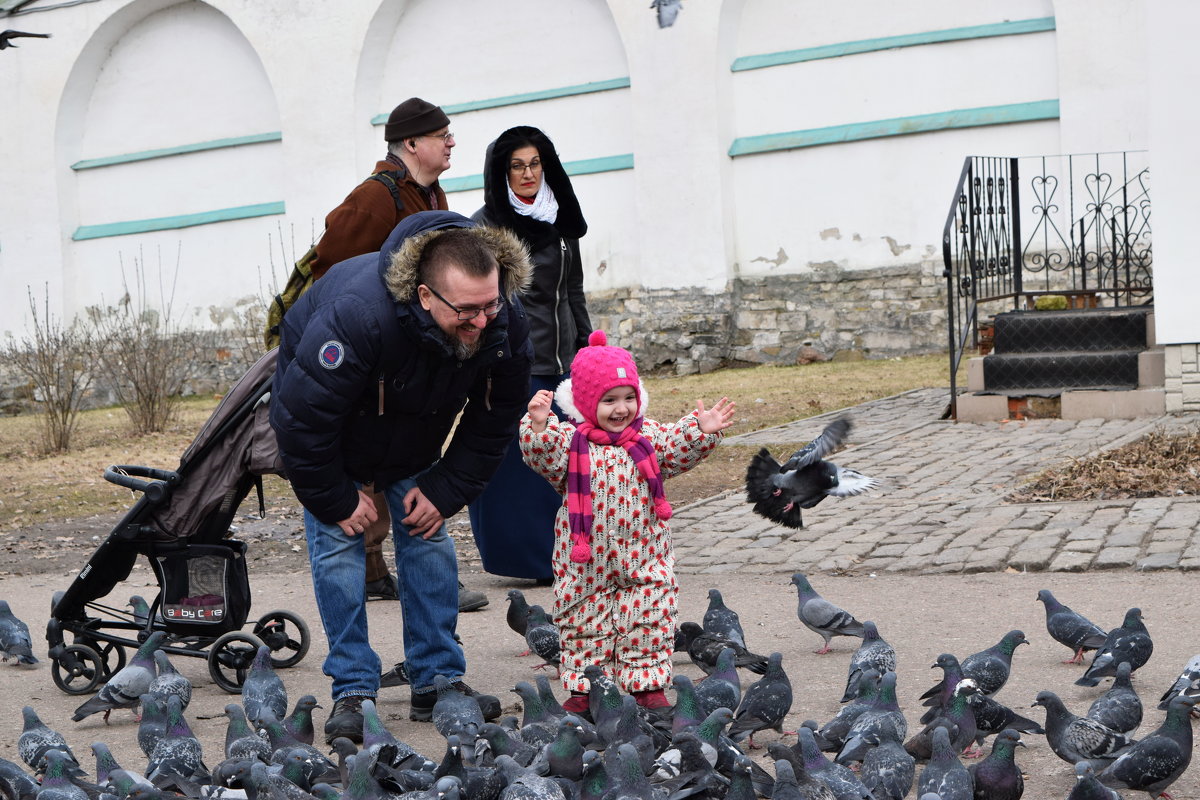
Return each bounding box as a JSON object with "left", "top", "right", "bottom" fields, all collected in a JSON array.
[{"left": 381, "top": 210, "right": 533, "bottom": 303}]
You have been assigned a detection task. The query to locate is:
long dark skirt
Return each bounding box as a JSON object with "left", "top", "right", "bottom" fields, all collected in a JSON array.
[{"left": 468, "top": 374, "right": 566, "bottom": 579}]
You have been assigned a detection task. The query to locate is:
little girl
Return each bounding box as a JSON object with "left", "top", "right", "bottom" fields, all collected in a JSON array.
[{"left": 519, "top": 330, "right": 735, "bottom": 713}]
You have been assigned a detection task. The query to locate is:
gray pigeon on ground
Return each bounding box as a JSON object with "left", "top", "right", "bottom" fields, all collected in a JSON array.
[
  {"left": 1157, "top": 652, "right": 1200, "bottom": 711},
  {"left": 0, "top": 600, "right": 37, "bottom": 666},
  {"left": 524, "top": 606, "right": 561, "bottom": 673},
  {"left": 223, "top": 703, "right": 270, "bottom": 762},
  {"left": 919, "top": 654, "right": 966, "bottom": 724},
  {"left": 1032, "top": 690, "right": 1133, "bottom": 765},
  {"left": 906, "top": 681, "right": 980, "bottom": 760},
  {"left": 1077, "top": 607, "right": 1153, "bottom": 687},
  {"left": 790, "top": 573, "right": 864, "bottom": 654},
  {"left": 495, "top": 754, "right": 567, "bottom": 800},
  {"left": 815, "top": 670, "right": 880, "bottom": 752},
  {"left": 1096, "top": 694, "right": 1196, "bottom": 799},
  {"left": 916, "top": 727, "right": 973, "bottom": 800},
  {"left": 0, "top": 755, "right": 39, "bottom": 800},
  {"left": 695, "top": 648, "right": 741, "bottom": 718},
  {"left": 745, "top": 417, "right": 877, "bottom": 530},
  {"left": 433, "top": 675, "right": 485, "bottom": 741},
  {"left": 18, "top": 706, "right": 80, "bottom": 774},
  {"left": 145, "top": 695, "right": 211, "bottom": 794},
  {"left": 834, "top": 671, "right": 907, "bottom": 765},
  {"left": 859, "top": 728, "right": 914, "bottom": 800},
  {"left": 477, "top": 722, "right": 538, "bottom": 768},
  {"left": 841, "top": 622, "right": 895, "bottom": 702},
  {"left": 967, "top": 728, "right": 1024, "bottom": 800},
  {"left": 71, "top": 630, "right": 164, "bottom": 722},
  {"left": 283, "top": 695, "right": 321, "bottom": 746},
  {"left": 786, "top": 732, "right": 873, "bottom": 800},
  {"left": 768, "top": 757, "right": 836, "bottom": 800},
  {"left": 147, "top": 650, "right": 191, "bottom": 711},
  {"left": 1036, "top": 589, "right": 1108, "bottom": 664},
  {"left": 136, "top": 694, "right": 167, "bottom": 759},
  {"left": 243, "top": 645, "right": 288, "bottom": 726},
  {"left": 1067, "top": 761, "right": 1121, "bottom": 800},
  {"left": 729, "top": 652, "right": 792, "bottom": 746},
  {"left": 507, "top": 590, "right": 532, "bottom": 656},
  {"left": 960, "top": 630, "right": 1027, "bottom": 696},
  {"left": 702, "top": 589, "right": 746, "bottom": 648},
  {"left": 91, "top": 742, "right": 154, "bottom": 797},
  {"left": 1087, "top": 661, "right": 1142, "bottom": 734},
  {"left": 966, "top": 692, "right": 1045, "bottom": 745},
  {"left": 34, "top": 751, "right": 87, "bottom": 800}
]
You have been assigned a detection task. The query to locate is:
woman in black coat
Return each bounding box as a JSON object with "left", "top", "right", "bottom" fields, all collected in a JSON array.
[{"left": 468, "top": 125, "right": 591, "bottom": 581}]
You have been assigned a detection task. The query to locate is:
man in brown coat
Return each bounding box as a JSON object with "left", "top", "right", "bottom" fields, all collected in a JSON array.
[{"left": 304, "top": 98, "right": 489, "bottom": 674}]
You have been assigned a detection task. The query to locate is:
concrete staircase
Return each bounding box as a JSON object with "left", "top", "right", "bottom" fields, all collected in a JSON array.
[{"left": 957, "top": 307, "right": 1165, "bottom": 422}]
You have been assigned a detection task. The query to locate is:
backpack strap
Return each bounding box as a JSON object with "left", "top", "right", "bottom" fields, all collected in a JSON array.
[{"left": 368, "top": 170, "right": 407, "bottom": 215}]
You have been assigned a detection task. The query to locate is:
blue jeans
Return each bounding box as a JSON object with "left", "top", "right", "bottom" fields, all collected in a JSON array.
[{"left": 304, "top": 473, "right": 464, "bottom": 700}]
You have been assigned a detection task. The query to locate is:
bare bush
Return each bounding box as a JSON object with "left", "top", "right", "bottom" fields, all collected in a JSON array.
[
  {"left": 85, "top": 246, "right": 200, "bottom": 433},
  {"left": 2, "top": 288, "right": 96, "bottom": 452}
]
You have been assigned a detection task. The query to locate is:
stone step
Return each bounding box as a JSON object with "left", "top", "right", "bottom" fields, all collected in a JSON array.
[
  {"left": 984, "top": 350, "right": 1140, "bottom": 391},
  {"left": 993, "top": 306, "right": 1151, "bottom": 354}
]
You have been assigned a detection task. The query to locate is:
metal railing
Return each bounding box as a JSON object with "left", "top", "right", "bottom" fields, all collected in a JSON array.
[{"left": 942, "top": 151, "right": 1152, "bottom": 419}]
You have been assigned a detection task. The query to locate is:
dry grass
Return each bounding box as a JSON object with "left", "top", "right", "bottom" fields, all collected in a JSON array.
[
  {"left": 0, "top": 354, "right": 955, "bottom": 533},
  {"left": 1009, "top": 428, "right": 1200, "bottom": 502}
]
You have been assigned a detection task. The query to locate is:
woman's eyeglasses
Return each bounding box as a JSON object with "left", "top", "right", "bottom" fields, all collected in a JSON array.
[{"left": 509, "top": 159, "right": 542, "bottom": 175}]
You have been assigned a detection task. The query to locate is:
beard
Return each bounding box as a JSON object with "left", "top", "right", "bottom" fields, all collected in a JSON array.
[{"left": 442, "top": 329, "right": 482, "bottom": 360}]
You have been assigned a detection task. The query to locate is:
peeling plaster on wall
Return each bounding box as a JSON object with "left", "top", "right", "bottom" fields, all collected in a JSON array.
[
  {"left": 819, "top": 228, "right": 841, "bottom": 240},
  {"left": 882, "top": 236, "right": 912, "bottom": 257},
  {"left": 852, "top": 234, "right": 862, "bottom": 242},
  {"left": 750, "top": 247, "right": 789, "bottom": 268}
]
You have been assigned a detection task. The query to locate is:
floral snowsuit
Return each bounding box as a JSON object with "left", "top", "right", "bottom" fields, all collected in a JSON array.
[{"left": 519, "top": 412, "right": 722, "bottom": 693}]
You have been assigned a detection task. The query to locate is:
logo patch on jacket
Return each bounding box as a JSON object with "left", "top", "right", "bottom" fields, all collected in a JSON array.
[{"left": 319, "top": 341, "right": 345, "bottom": 369}]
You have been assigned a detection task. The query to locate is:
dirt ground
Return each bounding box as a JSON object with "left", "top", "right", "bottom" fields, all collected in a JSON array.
[{"left": 0, "top": 543, "right": 1196, "bottom": 800}]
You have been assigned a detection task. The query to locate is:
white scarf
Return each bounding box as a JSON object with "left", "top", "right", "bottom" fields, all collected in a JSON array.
[{"left": 507, "top": 179, "right": 558, "bottom": 224}]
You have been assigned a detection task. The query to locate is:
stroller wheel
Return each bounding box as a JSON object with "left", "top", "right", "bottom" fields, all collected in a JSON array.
[
  {"left": 52, "top": 644, "right": 105, "bottom": 695},
  {"left": 208, "top": 631, "right": 265, "bottom": 693},
  {"left": 253, "top": 610, "right": 311, "bottom": 669},
  {"left": 77, "top": 637, "right": 127, "bottom": 679}
]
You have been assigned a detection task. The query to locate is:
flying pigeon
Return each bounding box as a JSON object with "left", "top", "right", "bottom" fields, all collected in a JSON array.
[
  {"left": 745, "top": 417, "right": 876, "bottom": 529},
  {"left": 841, "top": 621, "right": 895, "bottom": 702},
  {"left": 729, "top": 652, "right": 792, "bottom": 747},
  {"left": 790, "top": 573, "right": 865, "bottom": 654},
  {"left": 967, "top": 728, "right": 1024, "bottom": 800},
  {"left": 71, "top": 630, "right": 164, "bottom": 723},
  {"left": 0, "top": 30, "right": 51, "bottom": 50},
  {"left": 147, "top": 650, "right": 191, "bottom": 711},
  {"left": 524, "top": 606, "right": 561, "bottom": 673},
  {"left": 675, "top": 621, "right": 768, "bottom": 674},
  {"left": 702, "top": 589, "right": 747, "bottom": 648},
  {"left": 1031, "top": 690, "right": 1133, "bottom": 765},
  {"left": 1036, "top": 589, "right": 1108, "bottom": 664},
  {"left": 1157, "top": 653, "right": 1200, "bottom": 711},
  {"left": 915, "top": 727, "right": 972, "bottom": 800},
  {"left": 1087, "top": 661, "right": 1143, "bottom": 734},
  {"left": 242, "top": 644, "right": 288, "bottom": 726},
  {"left": 0, "top": 600, "right": 37, "bottom": 665},
  {"left": 1097, "top": 695, "right": 1196, "bottom": 799},
  {"left": 1076, "top": 607, "right": 1153, "bottom": 687},
  {"left": 19, "top": 706, "right": 80, "bottom": 774},
  {"left": 650, "top": 0, "right": 681, "bottom": 29}
]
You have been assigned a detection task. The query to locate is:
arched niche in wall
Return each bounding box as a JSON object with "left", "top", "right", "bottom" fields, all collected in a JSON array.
[{"left": 56, "top": 0, "right": 286, "bottom": 318}]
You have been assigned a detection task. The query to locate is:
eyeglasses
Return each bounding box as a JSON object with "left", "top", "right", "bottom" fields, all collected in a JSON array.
[
  {"left": 424, "top": 284, "right": 504, "bottom": 320},
  {"left": 420, "top": 131, "right": 455, "bottom": 143},
  {"left": 509, "top": 159, "right": 542, "bottom": 175}
]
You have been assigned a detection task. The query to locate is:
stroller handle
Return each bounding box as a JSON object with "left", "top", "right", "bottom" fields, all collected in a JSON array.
[{"left": 104, "top": 465, "right": 180, "bottom": 504}]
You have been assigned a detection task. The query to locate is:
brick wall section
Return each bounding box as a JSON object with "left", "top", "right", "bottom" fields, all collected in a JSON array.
[
  {"left": 1165, "top": 343, "right": 1200, "bottom": 412},
  {"left": 588, "top": 261, "right": 948, "bottom": 374}
]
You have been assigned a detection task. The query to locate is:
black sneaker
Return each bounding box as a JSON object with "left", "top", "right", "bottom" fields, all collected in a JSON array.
[
  {"left": 366, "top": 574, "right": 399, "bottom": 601},
  {"left": 410, "top": 681, "right": 501, "bottom": 722},
  {"left": 458, "top": 581, "right": 489, "bottom": 612},
  {"left": 323, "top": 695, "right": 369, "bottom": 744},
  {"left": 380, "top": 661, "right": 409, "bottom": 688}
]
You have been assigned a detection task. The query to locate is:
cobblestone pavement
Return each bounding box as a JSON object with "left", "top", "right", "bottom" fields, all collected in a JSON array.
[{"left": 670, "top": 387, "right": 1200, "bottom": 575}]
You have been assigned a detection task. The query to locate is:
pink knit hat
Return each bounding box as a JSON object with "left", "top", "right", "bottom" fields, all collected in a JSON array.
[{"left": 567, "top": 330, "right": 641, "bottom": 425}]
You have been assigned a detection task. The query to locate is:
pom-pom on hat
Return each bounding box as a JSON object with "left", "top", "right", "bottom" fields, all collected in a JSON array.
[{"left": 562, "top": 330, "right": 642, "bottom": 426}]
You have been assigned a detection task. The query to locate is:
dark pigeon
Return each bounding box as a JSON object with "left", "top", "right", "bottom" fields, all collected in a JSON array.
[
  {"left": 1157, "top": 653, "right": 1200, "bottom": 711},
  {"left": 916, "top": 727, "right": 973, "bottom": 800},
  {"left": 650, "top": 0, "right": 681, "bottom": 30},
  {"left": 0, "top": 30, "right": 52, "bottom": 50},
  {"left": 147, "top": 650, "right": 191, "bottom": 711},
  {"left": 90, "top": 741, "right": 138, "bottom": 793},
  {"left": 18, "top": 706, "right": 80, "bottom": 774},
  {"left": 145, "top": 695, "right": 211, "bottom": 794},
  {"left": 1097, "top": 695, "right": 1196, "bottom": 799},
  {"left": 1068, "top": 762, "right": 1121, "bottom": 800},
  {"left": 919, "top": 653, "right": 965, "bottom": 725},
  {"left": 223, "top": 703, "right": 270, "bottom": 762},
  {"left": 1077, "top": 607, "right": 1153, "bottom": 687},
  {"left": 1032, "top": 690, "right": 1133, "bottom": 765},
  {"left": 1087, "top": 661, "right": 1143, "bottom": 734},
  {"left": 967, "top": 728, "right": 1024, "bottom": 800},
  {"left": 724, "top": 756, "right": 757, "bottom": 800},
  {"left": 694, "top": 648, "right": 740, "bottom": 718},
  {"left": 859, "top": 730, "right": 914, "bottom": 800},
  {"left": 361, "top": 699, "right": 421, "bottom": 772},
  {"left": 71, "top": 630, "right": 164, "bottom": 722},
  {"left": 674, "top": 622, "right": 768, "bottom": 675},
  {"left": 494, "top": 754, "right": 567, "bottom": 800},
  {"left": 669, "top": 674, "right": 705, "bottom": 737},
  {"left": 768, "top": 757, "right": 836, "bottom": 800},
  {"left": 729, "top": 652, "right": 792, "bottom": 746},
  {"left": 136, "top": 694, "right": 168, "bottom": 759},
  {"left": 745, "top": 417, "right": 876, "bottom": 529},
  {"left": 534, "top": 676, "right": 566, "bottom": 718},
  {"left": 511, "top": 682, "right": 557, "bottom": 747},
  {"left": 432, "top": 675, "right": 486, "bottom": 741},
  {"left": 524, "top": 606, "right": 561, "bottom": 673},
  {"left": 906, "top": 681, "right": 980, "bottom": 760},
  {"left": 579, "top": 749, "right": 611, "bottom": 800},
  {"left": 243, "top": 645, "right": 288, "bottom": 726},
  {"left": 961, "top": 630, "right": 1027, "bottom": 696},
  {"left": 283, "top": 695, "right": 321, "bottom": 746},
  {"left": 1036, "top": 589, "right": 1109, "bottom": 664},
  {"left": 507, "top": 590, "right": 532, "bottom": 656},
  {"left": 834, "top": 671, "right": 907, "bottom": 765},
  {"left": 533, "top": 715, "right": 586, "bottom": 781},
  {"left": 584, "top": 665, "right": 619, "bottom": 727},
  {"left": 966, "top": 692, "right": 1045, "bottom": 745},
  {"left": 815, "top": 670, "right": 880, "bottom": 752},
  {"left": 841, "top": 621, "right": 895, "bottom": 702},
  {"left": 0, "top": 756, "right": 39, "bottom": 800},
  {"left": 477, "top": 723, "right": 538, "bottom": 768},
  {"left": 0, "top": 600, "right": 37, "bottom": 666},
  {"left": 787, "top": 732, "right": 872, "bottom": 800},
  {"left": 790, "top": 573, "right": 864, "bottom": 654},
  {"left": 702, "top": 589, "right": 746, "bottom": 648},
  {"left": 436, "top": 734, "right": 502, "bottom": 800}
]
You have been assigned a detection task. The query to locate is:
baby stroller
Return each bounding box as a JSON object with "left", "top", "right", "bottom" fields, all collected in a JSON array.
[{"left": 45, "top": 348, "right": 311, "bottom": 695}]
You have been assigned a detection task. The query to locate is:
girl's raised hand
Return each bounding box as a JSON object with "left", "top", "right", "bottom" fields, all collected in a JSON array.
[
  {"left": 527, "top": 389, "right": 555, "bottom": 430},
  {"left": 696, "top": 396, "right": 736, "bottom": 434}
]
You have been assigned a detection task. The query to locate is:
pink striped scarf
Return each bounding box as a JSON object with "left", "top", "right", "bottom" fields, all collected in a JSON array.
[{"left": 566, "top": 418, "right": 672, "bottom": 563}]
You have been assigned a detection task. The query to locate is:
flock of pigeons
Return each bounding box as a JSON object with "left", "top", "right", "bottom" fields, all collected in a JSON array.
[{"left": 4, "top": 578, "right": 1200, "bottom": 800}]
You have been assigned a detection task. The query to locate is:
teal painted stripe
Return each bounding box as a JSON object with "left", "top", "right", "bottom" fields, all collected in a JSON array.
[
  {"left": 72, "top": 201, "right": 286, "bottom": 241},
  {"left": 731, "top": 17, "right": 1056, "bottom": 71},
  {"left": 71, "top": 132, "right": 283, "bottom": 170},
  {"left": 441, "top": 153, "right": 634, "bottom": 194},
  {"left": 729, "top": 100, "right": 1060, "bottom": 157},
  {"left": 371, "top": 77, "right": 631, "bottom": 124}
]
